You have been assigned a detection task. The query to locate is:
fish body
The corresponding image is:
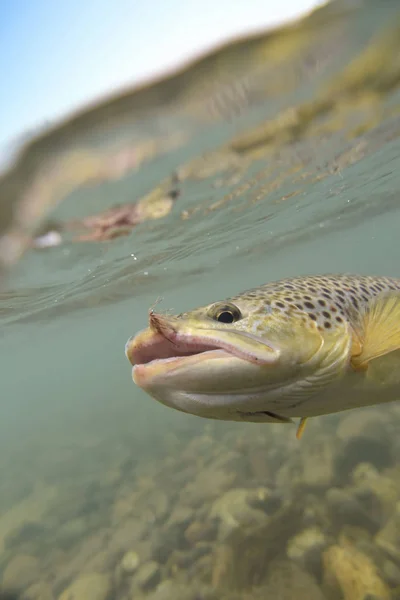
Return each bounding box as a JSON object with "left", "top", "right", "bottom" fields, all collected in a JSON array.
[{"left": 125, "top": 274, "right": 400, "bottom": 436}]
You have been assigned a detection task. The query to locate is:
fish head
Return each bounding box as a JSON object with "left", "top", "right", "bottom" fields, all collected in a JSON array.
[{"left": 125, "top": 291, "right": 348, "bottom": 421}]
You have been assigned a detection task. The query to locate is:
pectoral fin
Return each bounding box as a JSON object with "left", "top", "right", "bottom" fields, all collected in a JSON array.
[
  {"left": 351, "top": 291, "right": 400, "bottom": 370},
  {"left": 296, "top": 417, "right": 308, "bottom": 440},
  {"left": 240, "top": 409, "right": 293, "bottom": 424}
]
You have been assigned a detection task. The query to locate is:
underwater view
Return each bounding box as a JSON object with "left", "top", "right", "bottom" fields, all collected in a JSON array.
[{"left": 3, "top": 0, "right": 400, "bottom": 598}]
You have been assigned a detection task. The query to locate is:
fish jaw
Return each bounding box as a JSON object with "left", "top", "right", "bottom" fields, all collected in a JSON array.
[
  {"left": 124, "top": 313, "right": 283, "bottom": 416},
  {"left": 125, "top": 327, "right": 237, "bottom": 387}
]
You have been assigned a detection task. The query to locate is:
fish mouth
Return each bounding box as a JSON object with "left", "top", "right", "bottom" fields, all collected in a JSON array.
[
  {"left": 125, "top": 330, "right": 228, "bottom": 385},
  {"left": 125, "top": 313, "right": 279, "bottom": 388}
]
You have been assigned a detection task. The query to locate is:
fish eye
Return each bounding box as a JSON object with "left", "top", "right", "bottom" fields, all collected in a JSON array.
[{"left": 209, "top": 303, "right": 242, "bottom": 324}]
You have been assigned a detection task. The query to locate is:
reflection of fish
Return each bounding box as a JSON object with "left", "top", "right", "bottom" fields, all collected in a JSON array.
[{"left": 125, "top": 274, "right": 400, "bottom": 439}]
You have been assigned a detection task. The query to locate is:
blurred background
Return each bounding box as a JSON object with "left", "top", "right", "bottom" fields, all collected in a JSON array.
[{"left": 0, "top": 0, "right": 323, "bottom": 167}]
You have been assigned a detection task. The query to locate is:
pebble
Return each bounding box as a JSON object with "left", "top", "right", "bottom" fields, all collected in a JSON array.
[
  {"left": 120, "top": 550, "right": 140, "bottom": 574},
  {"left": 2, "top": 555, "right": 40, "bottom": 591},
  {"left": 107, "top": 517, "right": 147, "bottom": 556},
  {"left": 210, "top": 488, "right": 269, "bottom": 539},
  {"left": 145, "top": 579, "right": 217, "bottom": 600},
  {"left": 326, "top": 487, "right": 380, "bottom": 533},
  {"left": 179, "top": 466, "right": 236, "bottom": 508},
  {"left": 184, "top": 520, "right": 216, "bottom": 545},
  {"left": 56, "top": 518, "right": 88, "bottom": 550},
  {"left": 376, "top": 501, "right": 400, "bottom": 561},
  {"left": 351, "top": 463, "right": 398, "bottom": 519},
  {"left": 166, "top": 506, "right": 194, "bottom": 529},
  {"left": 51, "top": 532, "right": 109, "bottom": 593},
  {"left": 21, "top": 581, "right": 54, "bottom": 600},
  {"left": 58, "top": 572, "right": 111, "bottom": 600},
  {"left": 323, "top": 543, "right": 391, "bottom": 600},
  {"left": 247, "top": 487, "right": 283, "bottom": 515},
  {"left": 286, "top": 526, "right": 328, "bottom": 579},
  {"left": 262, "top": 559, "right": 327, "bottom": 600},
  {"left": 132, "top": 560, "right": 161, "bottom": 591}
]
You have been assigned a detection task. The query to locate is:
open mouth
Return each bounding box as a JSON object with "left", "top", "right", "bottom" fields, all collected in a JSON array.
[
  {"left": 125, "top": 327, "right": 239, "bottom": 387},
  {"left": 125, "top": 313, "right": 279, "bottom": 386},
  {"left": 125, "top": 329, "right": 234, "bottom": 372}
]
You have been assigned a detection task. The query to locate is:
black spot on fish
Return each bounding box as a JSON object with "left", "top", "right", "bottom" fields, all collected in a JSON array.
[{"left": 351, "top": 296, "right": 359, "bottom": 308}]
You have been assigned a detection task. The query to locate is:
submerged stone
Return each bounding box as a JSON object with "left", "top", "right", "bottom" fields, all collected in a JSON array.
[{"left": 323, "top": 543, "right": 390, "bottom": 600}]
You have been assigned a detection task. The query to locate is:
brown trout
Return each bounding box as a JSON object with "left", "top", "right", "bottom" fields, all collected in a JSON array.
[{"left": 125, "top": 274, "right": 400, "bottom": 438}]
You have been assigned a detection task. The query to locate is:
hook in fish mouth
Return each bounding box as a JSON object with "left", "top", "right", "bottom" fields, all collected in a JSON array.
[{"left": 148, "top": 308, "right": 177, "bottom": 345}]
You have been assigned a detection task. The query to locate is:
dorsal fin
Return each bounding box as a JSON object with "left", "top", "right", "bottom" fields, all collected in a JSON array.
[{"left": 351, "top": 291, "right": 400, "bottom": 370}]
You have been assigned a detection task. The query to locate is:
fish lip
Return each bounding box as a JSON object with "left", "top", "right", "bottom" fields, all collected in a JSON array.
[
  {"left": 125, "top": 325, "right": 278, "bottom": 378},
  {"left": 125, "top": 329, "right": 234, "bottom": 387},
  {"left": 131, "top": 348, "right": 231, "bottom": 387},
  {"left": 125, "top": 329, "right": 221, "bottom": 366}
]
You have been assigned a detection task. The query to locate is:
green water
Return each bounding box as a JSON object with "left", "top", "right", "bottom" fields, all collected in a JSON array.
[{"left": 2, "top": 1, "right": 400, "bottom": 598}]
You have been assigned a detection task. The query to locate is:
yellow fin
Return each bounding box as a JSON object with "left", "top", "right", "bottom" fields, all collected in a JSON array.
[
  {"left": 296, "top": 417, "right": 308, "bottom": 440},
  {"left": 351, "top": 291, "right": 400, "bottom": 369}
]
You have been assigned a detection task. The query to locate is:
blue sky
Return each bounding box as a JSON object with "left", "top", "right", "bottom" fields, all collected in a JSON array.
[{"left": 0, "top": 0, "right": 323, "bottom": 148}]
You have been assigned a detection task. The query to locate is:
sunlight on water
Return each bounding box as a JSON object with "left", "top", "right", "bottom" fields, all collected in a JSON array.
[{"left": 2, "top": 1, "right": 400, "bottom": 598}]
